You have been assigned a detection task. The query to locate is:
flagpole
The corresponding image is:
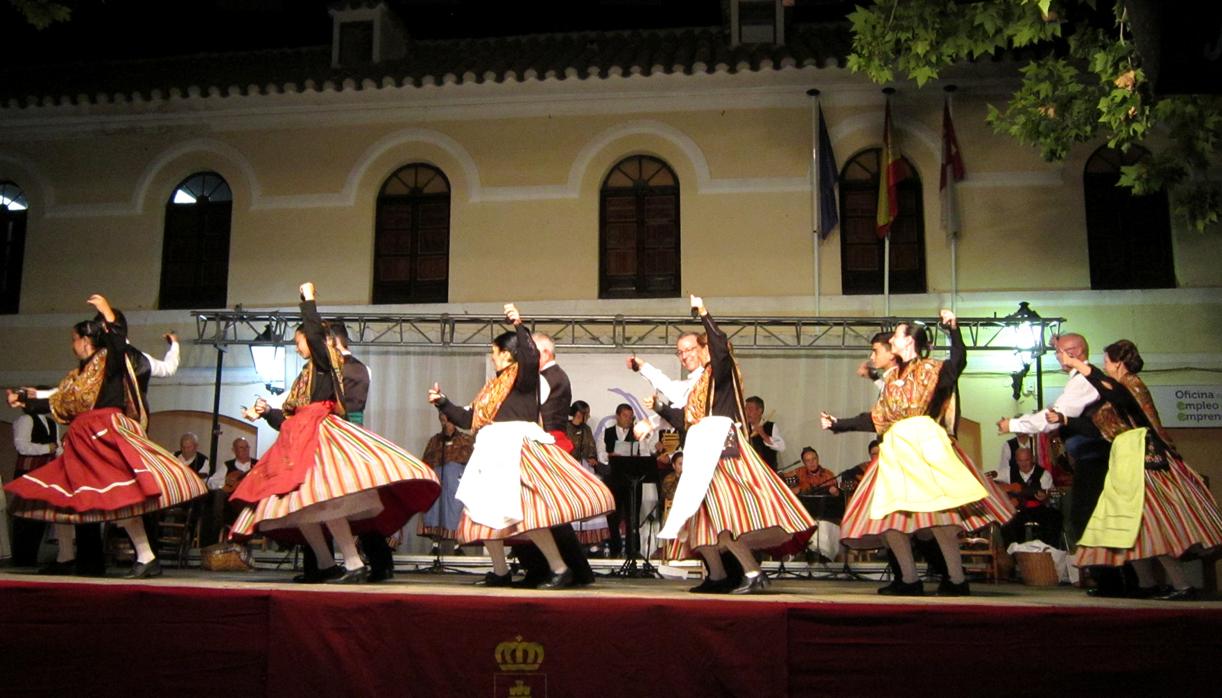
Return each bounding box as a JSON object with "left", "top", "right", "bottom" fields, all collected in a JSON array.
[
  {"left": 882, "top": 88, "right": 894, "bottom": 317},
  {"left": 808, "top": 88, "right": 821, "bottom": 315},
  {"left": 945, "top": 84, "right": 959, "bottom": 314}
]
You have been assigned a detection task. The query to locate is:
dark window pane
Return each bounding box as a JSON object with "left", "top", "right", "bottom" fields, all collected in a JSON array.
[
  {"left": 838, "top": 149, "right": 926, "bottom": 295},
  {"left": 160, "top": 174, "right": 230, "bottom": 309},
  {"left": 600, "top": 157, "right": 680, "bottom": 299},
  {"left": 374, "top": 165, "right": 450, "bottom": 303}
]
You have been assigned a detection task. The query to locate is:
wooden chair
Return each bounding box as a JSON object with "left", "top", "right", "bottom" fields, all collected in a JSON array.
[
  {"left": 153, "top": 504, "right": 197, "bottom": 568},
  {"left": 960, "top": 524, "right": 1008, "bottom": 583}
]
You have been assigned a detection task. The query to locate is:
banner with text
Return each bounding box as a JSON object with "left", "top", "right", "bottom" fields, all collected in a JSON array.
[{"left": 1150, "top": 386, "right": 1222, "bottom": 428}]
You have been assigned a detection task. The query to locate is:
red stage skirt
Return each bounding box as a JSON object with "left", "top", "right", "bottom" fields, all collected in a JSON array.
[
  {"left": 229, "top": 401, "right": 440, "bottom": 542},
  {"left": 5, "top": 407, "right": 207, "bottom": 523}
]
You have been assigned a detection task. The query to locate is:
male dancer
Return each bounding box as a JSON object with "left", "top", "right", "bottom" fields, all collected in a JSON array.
[{"left": 512, "top": 333, "right": 596, "bottom": 587}]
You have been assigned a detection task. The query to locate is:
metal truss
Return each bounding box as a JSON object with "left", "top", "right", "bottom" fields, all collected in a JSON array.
[{"left": 191, "top": 309, "right": 1065, "bottom": 354}]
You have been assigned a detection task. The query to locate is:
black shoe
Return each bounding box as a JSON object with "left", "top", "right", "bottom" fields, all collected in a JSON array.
[
  {"left": 511, "top": 576, "right": 545, "bottom": 589},
  {"left": 538, "top": 568, "right": 574, "bottom": 590},
  {"left": 367, "top": 567, "right": 395, "bottom": 583},
  {"left": 1154, "top": 587, "right": 1198, "bottom": 601},
  {"left": 37, "top": 560, "right": 76, "bottom": 576},
  {"left": 478, "top": 571, "right": 513, "bottom": 587},
  {"left": 451, "top": 546, "right": 465, "bottom": 556},
  {"left": 123, "top": 559, "right": 163, "bottom": 579},
  {"left": 936, "top": 578, "right": 971, "bottom": 597},
  {"left": 689, "top": 576, "right": 734, "bottom": 594},
  {"left": 326, "top": 566, "right": 370, "bottom": 585},
  {"left": 294, "top": 565, "right": 345, "bottom": 584},
  {"left": 430, "top": 544, "right": 441, "bottom": 556},
  {"left": 877, "top": 579, "right": 924, "bottom": 596},
  {"left": 1085, "top": 586, "right": 1127, "bottom": 598},
  {"left": 1127, "top": 585, "right": 1161, "bottom": 599},
  {"left": 731, "top": 572, "right": 768, "bottom": 595}
]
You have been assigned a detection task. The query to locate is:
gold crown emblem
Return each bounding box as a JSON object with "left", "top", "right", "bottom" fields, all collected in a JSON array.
[
  {"left": 508, "top": 680, "right": 532, "bottom": 697},
  {"left": 495, "top": 635, "right": 545, "bottom": 671}
]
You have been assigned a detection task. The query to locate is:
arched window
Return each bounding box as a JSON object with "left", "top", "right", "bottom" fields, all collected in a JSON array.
[
  {"left": 0, "top": 181, "right": 29, "bottom": 314},
  {"left": 838, "top": 148, "right": 926, "bottom": 295},
  {"left": 599, "top": 155, "right": 681, "bottom": 299},
  {"left": 373, "top": 164, "right": 450, "bottom": 304},
  {"left": 160, "top": 172, "right": 232, "bottom": 309},
  {"left": 1083, "top": 146, "right": 1175, "bottom": 289}
]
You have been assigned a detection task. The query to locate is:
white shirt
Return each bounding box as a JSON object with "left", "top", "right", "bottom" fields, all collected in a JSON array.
[
  {"left": 1007, "top": 370, "right": 1100, "bottom": 434},
  {"left": 994, "top": 465, "right": 1053, "bottom": 491},
  {"left": 144, "top": 339, "right": 180, "bottom": 378},
  {"left": 749, "top": 420, "right": 787, "bottom": 453},
  {"left": 638, "top": 363, "right": 704, "bottom": 408},
  {"left": 596, "top": 424, "right": 657, "bottom": 465},
  {"left": 13, "top": 414, "right": 59, "bottom": 456},
  {"left": 207, "top": 458, "right": 254, "bottom": 490}
]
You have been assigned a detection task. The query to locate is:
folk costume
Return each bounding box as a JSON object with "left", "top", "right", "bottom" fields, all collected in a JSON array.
[
  {"left": 433, "top": 325, "right": 614, "bottom": 555},
  {"left": 658, "top": 311, "right": 816, "bottom": 568},
  {"left": 417, "top": 425, "right": 474, "bottom": 543},
  {"left": 1070, "top": 371, "right": 1222, "bottom": 587},
  {"left": 830, "top": 320, "right": 1013, "bottom": 594},
  {"left": 229, "top": 300, "right": 440, "bottom": 563}
]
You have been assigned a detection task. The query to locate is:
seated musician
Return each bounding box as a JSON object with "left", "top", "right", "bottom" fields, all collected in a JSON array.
[
  {"left": 990, "top": 446, "right": 1061, "bottom": 547},
  {"left": 836, "top": 439, "right": 878, "bottom": 498},
  {"left": 200, "top": 437, "right": 258, "bottom": 545},
  {"left": 792, "top": 447, "right": 843, "bottom": 562}
]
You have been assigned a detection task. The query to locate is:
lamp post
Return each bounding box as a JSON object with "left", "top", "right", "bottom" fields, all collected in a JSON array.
[
  {"left": 1006, "top": 301, "right": 1045, "bottom": 407},
  {"left": 250, "top": 324, "right": 285, "bottom": 395}
]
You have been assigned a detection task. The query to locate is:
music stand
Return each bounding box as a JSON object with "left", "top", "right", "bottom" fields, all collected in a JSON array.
[
  {"left": 799, "top": 492, "right": 869, "bottom": 581},
  {"left": 607, "top": 455, "right": 661, "bottom": 578}
]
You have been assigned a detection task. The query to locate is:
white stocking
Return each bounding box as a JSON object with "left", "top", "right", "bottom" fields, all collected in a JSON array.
[
  {"left": 485, "top": 540, "right": 510, "bottom": 576},
  {"left": 299, "top": 523, "right": 337, "bottom": 569},
  {"left": 882, "top": 530, "right": 918, "bottom": 583},
  {"left": 324, "top": 519, "right": 363, "bottom": 571},
  {"left": 54, "top": 523, "right": 76, "bottom": 563},
  {"left": 932, "top": 526, "right": 966, "bottom": 584},
  {"left": 525, "top": 529, "right": 567, "bottom": 574},
  {"left": 697, "top": 546, "right": 727, "bottom": 581},
  {"left": 1157, "top": 556, "right": 1190, "bottom": 591},
  {"left": 719, "top": 531, "right": 761, "bottom": 575},
  {"left": 117, "top": 517, "right": 155, "bottom": 564}
]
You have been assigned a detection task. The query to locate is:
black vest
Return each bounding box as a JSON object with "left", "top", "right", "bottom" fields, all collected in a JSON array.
[
  {"left": 604, "top": 424, "right": 637, "bottom": 455},
  {"left": 1008, "top": 463, "right": 1044, "bottom": 507},
  {"left": 30, "top": 414, "right": 57, "bottom": 445},
  {"left": 539, "top": 364, "right": 572, "bottom": 433},
  {"left": 749, "top": 421, "right": 778, "bottom": 469}
]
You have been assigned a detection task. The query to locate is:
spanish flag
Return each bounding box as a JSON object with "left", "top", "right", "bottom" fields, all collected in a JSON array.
[{"left": 876, "top": 97, "right": 908, "bottom": 239}]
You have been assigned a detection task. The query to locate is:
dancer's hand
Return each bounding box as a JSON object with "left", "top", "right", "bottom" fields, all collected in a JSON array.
[
  {"left": 1044, "top": 409, "right": 1062, "bottom": 424},
  {"left": 7, "top": 389, "right": 23, "bottom": 408},
  {"left": 626, "top": 355, "right": 642, "bottom": 371},
  {"left": 427, "top": 382, "right": 445, "bottom": 404},
  {"left": 939, "top": 309, "right": 957, "bottom": 328},
  {"left": 995, "top": 417, "right": 1011, "bottom": 434},
  {"left": 299, "top": 282, "right": 316, "bottom": 301},
  {"left": 163, "top": 331, "right": 178, "bottom": 346},
  {"left": 86, "top": 294, "right": 115, "bottom": 323},
  {"left": 253, "top": 397, "right": 269, "bottom": 415},
  {"left": 689, "top": 294, "right": 705, "bottom": 316},
  {"left": 632, "top": 419, "right": 654, "bottom": 442},
  {"left": 504, "top": 303, "right": 521, "bottom": 326},
  {"left": 642, "top": 395, "right": 656, "bottom": 410},
  {"left": 1063, "top": 355, "right": 1089, "bottom": 375},
  {"left": 856, "top": 360, "right": 872, "bottom": 378},
  {"left": 820, "top": 411, "right": 837, "bottom": 430}
]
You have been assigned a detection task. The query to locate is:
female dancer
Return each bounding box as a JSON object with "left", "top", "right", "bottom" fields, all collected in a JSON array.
[
  {"left": 1060, "top": 341, "right": 1222, "bottom": 600},
  {"left": 231, "top": 283, "right": 440, "bottom": 583},
  {"left": 427, "top": 304, "right": 614, "bottom": 589},
  {"left": 5, "top": 294, "right": 208, "bottom": 578},
  {"left": 657, "top": 296, "right": 816, "bottom": 594},
  {"left": 822, "top": 310, "right": 1014, "bottom": 596}
]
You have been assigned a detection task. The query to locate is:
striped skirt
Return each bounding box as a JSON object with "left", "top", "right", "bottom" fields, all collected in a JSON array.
[
  {"left": 1073, "top": 455, "right": 1222, "bottom": 567},
  {"left": 456, "top": 440, "right": 616, "bottom": 544},
  {"left": 841, "top": 436, "right": 1014, "bottom": 549},
  {"left": 230, "top": 404, "right": 440, "bottom": 542},
  {"left": 666, "top": 440, "right": 817, "bottom": 560},
  {"left": 5, "top": 407, "right": 207, "bottom": 524}
]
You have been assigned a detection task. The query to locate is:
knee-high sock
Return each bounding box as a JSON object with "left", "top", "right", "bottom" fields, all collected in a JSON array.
[
  {"left": 117, "top": 517, "right": 155, "bottom": 564},
  {"left": 698, "top": 547, "right": 727, "bottom": 580},
  {"left": 299, "top": 523, "right": 337, "bottom": 569},
  {"left": 931, "top": 526, "right": 965, "bottom": 584},
  {"left": 1130, "top": 557, "right": 1157, "bottom": 588},
  {"left": 525, "top": 529, "right": 567, "bottom": 574},
  {"left": 485, "top": 540, "right": 510, "bottom": 576},
  {"left": 54, "top": 523, "right": 76, "bottom": 563},
  {"left": 719, "top": 532, "right": 761, "bottom": 575},
  {"left": 324, "top": 519, "right": 363, "bottom": 570},
  {"left": 1157, "top": 555, "right": 1190, "bottom": 591},
  {"left": 882, "top": 530, "right": 918, "bottom": 583}
]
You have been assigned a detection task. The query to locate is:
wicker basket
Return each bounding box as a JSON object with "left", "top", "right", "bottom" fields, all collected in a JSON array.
[
  {"left": 1015, "top": 551, "right": 1059, "bottom": 586},
  {"left": 200, "top": 542, "right": 253, "bottom": 572}
]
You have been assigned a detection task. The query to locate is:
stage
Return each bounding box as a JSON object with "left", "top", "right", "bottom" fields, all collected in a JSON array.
[{"left": 2, "top": 566, "right": 1219, "bottom": 698}]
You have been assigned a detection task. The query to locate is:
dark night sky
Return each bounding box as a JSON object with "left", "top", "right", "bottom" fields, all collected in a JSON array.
[{"left": 1, "top": 0, "right": 855, "bottom": 67}]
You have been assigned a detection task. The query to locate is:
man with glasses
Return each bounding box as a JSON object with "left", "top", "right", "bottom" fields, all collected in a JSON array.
[{"left": 626, "top": 332, "right": 705, "bottom": 412}]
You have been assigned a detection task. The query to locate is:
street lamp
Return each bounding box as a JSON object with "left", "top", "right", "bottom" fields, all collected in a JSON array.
[
  {"left": 1006, "top": 301, "right": 1042, "bottom": 401},
  {"left": 250, "top": 324, "right": 285, "bottom": 395}
]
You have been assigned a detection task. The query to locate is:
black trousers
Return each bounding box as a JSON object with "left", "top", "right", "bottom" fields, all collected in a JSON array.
[
  {"left": 604, "top": 473, "right": 644, "bottom": 557},
  {"left": 10, "top": 518, "right": 46, "bottom": 566},
  {"left": 513, "top": 524, "right": 595, "bottom": 584},
  {"left": 302, "top": 532, "right": 394, "bottom": 574}
]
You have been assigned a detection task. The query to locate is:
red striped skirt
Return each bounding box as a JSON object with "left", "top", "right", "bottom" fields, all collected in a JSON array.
[
  {"left": 5, "top": 407, "right": 208, "bottom": 524},
  {"left": 230, "top": 403, "right": 440, "bottom": 542},
  {"left": 666, "top": 442, "right": 817, "bottom": 560},
  {"left": 1073, "top": 455, "right": 1222, "bottom": 567},
  {"left": 840, "top": 444, "right": 1015, "bottom": 549},
  {"left": 456, "top": 440, "right": 615, "bottom": 544}
]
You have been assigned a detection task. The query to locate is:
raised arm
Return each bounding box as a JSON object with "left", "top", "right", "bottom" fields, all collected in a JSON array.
[
  {"left": 299, "top": 283, "right": 332, "bottom": 372},
  {"left": 935, "top": 310, "right": 965, "bottom": 390}
]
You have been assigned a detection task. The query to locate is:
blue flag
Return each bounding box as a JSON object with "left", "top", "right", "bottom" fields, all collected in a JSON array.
[{"left": 816, "top": 104, "right": 839, "bottom": 239}]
